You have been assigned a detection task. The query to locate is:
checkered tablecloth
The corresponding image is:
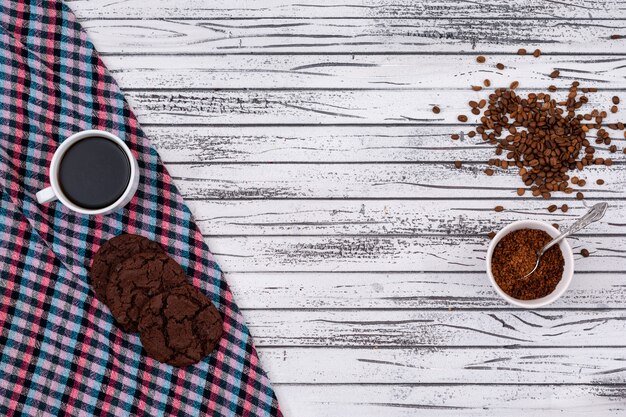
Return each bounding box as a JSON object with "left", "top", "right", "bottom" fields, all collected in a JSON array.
[{"left": 0, "top": 1, "right": 282, "bottom": 416}]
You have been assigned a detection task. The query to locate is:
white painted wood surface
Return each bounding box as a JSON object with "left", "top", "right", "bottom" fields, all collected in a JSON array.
[{"left": 68, "top": 0, "right": 626, "bottom": 414}]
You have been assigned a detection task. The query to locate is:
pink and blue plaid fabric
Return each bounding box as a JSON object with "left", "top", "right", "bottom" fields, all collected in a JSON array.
[{"left": 0, "top": 1, "right": 282, "bottom": 416}]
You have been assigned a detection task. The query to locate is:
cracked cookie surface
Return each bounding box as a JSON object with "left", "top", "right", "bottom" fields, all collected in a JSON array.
[
  {"left": 138, "top": 285, "right": 223, "bottom": 367},
  {"left": 107, "top": 251, "right": 187, "bottom": 332},
  {"left": 90, "top": 234, "right": 163, "bottom": 305}
]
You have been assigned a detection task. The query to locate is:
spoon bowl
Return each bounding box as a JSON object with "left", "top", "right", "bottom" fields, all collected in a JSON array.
[{"left": 486, "top": 220, "right": 574, "bottom": 308}]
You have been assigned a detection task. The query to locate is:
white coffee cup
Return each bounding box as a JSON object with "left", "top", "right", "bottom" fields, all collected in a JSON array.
[{"left": 36, "top": 129, "right": 139, "bottom": 216}]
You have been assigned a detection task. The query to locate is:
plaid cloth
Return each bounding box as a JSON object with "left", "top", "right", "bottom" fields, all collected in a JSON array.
[{"left": 0, "top": 1, "right": 282, "bottom": 416}]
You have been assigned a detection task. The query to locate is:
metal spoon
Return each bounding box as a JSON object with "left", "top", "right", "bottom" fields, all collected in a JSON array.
[{"left": 519, "top": 202, "right": 608, "bottom": 279}]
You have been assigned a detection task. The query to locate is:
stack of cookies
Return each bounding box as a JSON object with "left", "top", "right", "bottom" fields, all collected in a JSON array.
[{"left": 89, "top": 234, "right": 223, "bottom": 367}]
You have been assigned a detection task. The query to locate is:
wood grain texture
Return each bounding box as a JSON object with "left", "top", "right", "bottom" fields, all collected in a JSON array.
[
  {"left": 245, "top": 310, "right": 626, "bottom": 347},
  {"left": 207, "top": 235, "right": 625, "bottom": 272},
  {"left": 145, "top": 125, "right": 626, "bottom": 163},
  {"left": 167, "top": 163, "right": 626, "bottom": 200},
  {"left": 226, "top": 272, "right": 626, "bottom": 309},
  {"left": 189, "top": 199, "right": 626, "bottom": 236},
  {"left": 273, "top": 385, "right": 626, "bottom": 417},
  {"left": 258, "top": 347, "right": 626, "bottom": 383},
  {"left": 67, "top": 0, "right": 626, "bottom": 19},
  {"left": 126, "top": 89, "right": 626, "bottom": 125},
  {"left": 109, "top": 55, "right": 626, "bottom": 90},
  {"left": 77, "top": 18, "right": 626, "bottom": 54}
]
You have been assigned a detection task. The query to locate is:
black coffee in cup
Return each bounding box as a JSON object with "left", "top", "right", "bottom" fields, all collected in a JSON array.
[{"left": 58, "top": 136, "right": 131, "bottom": 209}]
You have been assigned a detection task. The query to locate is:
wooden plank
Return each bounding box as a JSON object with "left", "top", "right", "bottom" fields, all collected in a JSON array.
[
  {"left": 273, "top": 384, "right": 626, "bottom": 417},
  {"left": 67, "top": 0, "right": 626, "bottom": 19},
  {"left": 226, "top": 272, "right": 626, "bottom": 309},
  {"left": 207, "top": 235, "right": 625, "bottom": 272},
  {"left": 78, "top": 18, "right": 626, "bottom": 54},
  {"left": 167, "top": 163, "right": 626, "bottom": 200},
  {"left": 108, "top": 55, "right": 626, "bottom": 90},
  {"left": 145, "top": 125, "right": 626, "bottom": 163},
  {"left": 126, "top": 90, "right": 626, "bottom": 125},
  {"left": 244, "top": 310, "right": 626, "bottom": 347},
  {"left": 258, "top": 347, "right": 626, "bottom": 384},
  {"left": 189, "top": 199, "right": 626, "bottom": 236}
]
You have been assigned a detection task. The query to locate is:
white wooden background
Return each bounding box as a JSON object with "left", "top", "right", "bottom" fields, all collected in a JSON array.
[{"left": 67, "top": 1, "right": 626, "bottom": 415}]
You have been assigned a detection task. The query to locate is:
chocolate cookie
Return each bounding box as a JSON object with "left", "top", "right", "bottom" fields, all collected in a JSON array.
[
  {"left": 107, "top": 251, "right": 188, "bottom": 332},
  {"left": 90, "top": 234, "right": 163, "bottom": 305},
  {"left": 138, "top": 285, "right": 223, "bottom": 367}
]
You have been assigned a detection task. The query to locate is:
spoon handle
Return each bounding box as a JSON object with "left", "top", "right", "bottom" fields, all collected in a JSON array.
[{"left": 540, "top": 202, "right": 608, "bottom": 255}]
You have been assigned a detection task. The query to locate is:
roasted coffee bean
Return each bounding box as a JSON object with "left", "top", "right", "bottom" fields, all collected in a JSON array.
[
  {"left": 471, "top": 108, "right": 481, "bottom": 115},
  {"left": 458, "top": 115, "right": 468, "bottom": 122},
  {"left": 484, "top": 79, "right": 491, "bottom": 87},
  {"left": 580, "top": 249, "right": 590, "bottom": 257},
  {"left": 517, "top": 188, "right": 525, "bottom": 196},
  {"left": 552, "top": 223, "right": 560, "bottom": 230},
  {"left": 432, "top": 106, "right": 441, "bottom": 114},
  {"left": 485, "top": 168, "right": 494, "bottom": 176},
  {"left": 576, "top": 192, "right": 584, "bottom": 200},
  {"left": 471, "top": 85, "right": 482, "bottom": 91},
  {"left": 467, "top": 131, "right": 476, "bottom": 138},
  {"left": 517, "top": 48, "right": 527, "bottom": 55},
  {"left": 509, "top": 81, "right": 519, "bottom": 89},
  {"left": 533, "top": 49, "right": 541, "bottom": 57},
  {"left": 477, "top": 56, "right": 486, "bottom": 63},
  {"left": 611, "top": 34, "right": 623, "bottom": 40},
  {"left": 454, "top": 160, "right": 462, "bottom": 169},
  {"left": 494, "top": 205, "right": 504, "bottom": 212},
  {"left": 488, "top": 231, "right": 497, "bottom": 240},
  {"left": 547, "top": 204, "right": 557, "bottom": 213},
  {"left": 611, "top": 105, "right": 618, "bottom": 113},
  {"left": 451, "top": 134, "right": 460, "bottom": 140},
  {"left": 549, "top": 70, "right": 560, "bottom": 78},
  {"left": 496, "top": 63, "right": 505, "bottom": 70},
  {"left": 561, "top": 204, "right": 568, "bottom": 213},
  {"left": 613, "top": 96, "right": 620, "bottom": 105}
]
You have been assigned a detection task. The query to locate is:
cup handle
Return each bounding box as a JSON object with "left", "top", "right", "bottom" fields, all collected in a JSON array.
[{"left": 36, "top": 186, "right": 57, "bottom": 204}]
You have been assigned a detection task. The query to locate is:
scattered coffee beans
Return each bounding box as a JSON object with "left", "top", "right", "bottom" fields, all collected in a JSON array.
[
  {"left": 454, "top": 53, "right": 623, "bottom": 200},
  {"left": 491, "top": 229, "right": 564, "bottom": 300}
]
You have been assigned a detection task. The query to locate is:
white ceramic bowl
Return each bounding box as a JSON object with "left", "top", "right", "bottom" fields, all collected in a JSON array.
[{"left": 486, "top": 220, "right": 574, "bottom": 308}]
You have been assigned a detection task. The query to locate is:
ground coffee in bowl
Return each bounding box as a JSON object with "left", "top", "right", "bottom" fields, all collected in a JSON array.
[{"left": 491, "top": 228, "right": 565, "bottom": 300}]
